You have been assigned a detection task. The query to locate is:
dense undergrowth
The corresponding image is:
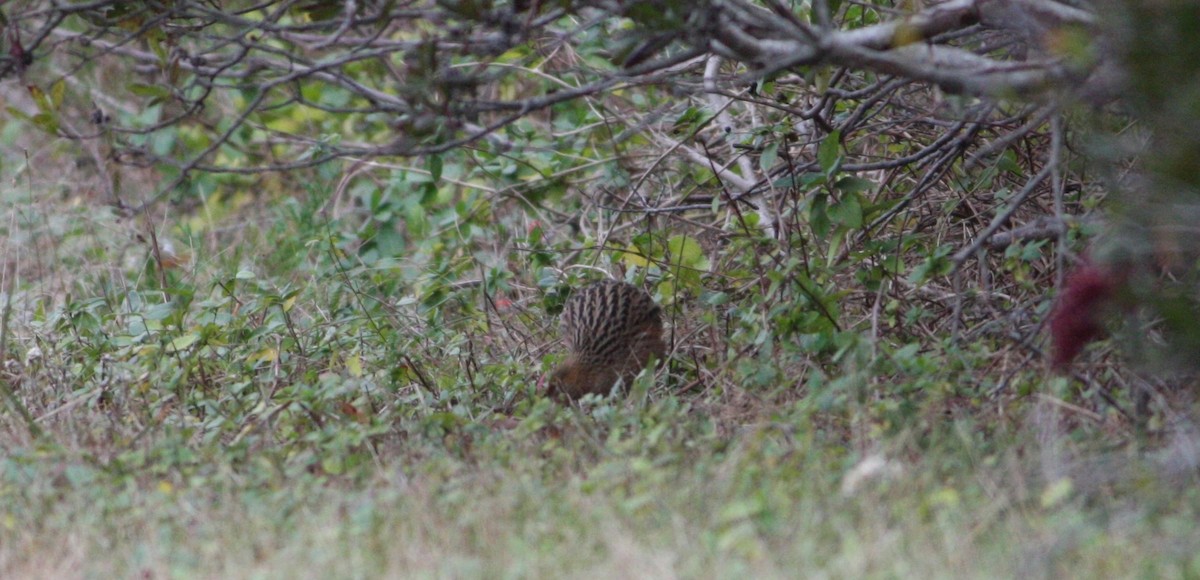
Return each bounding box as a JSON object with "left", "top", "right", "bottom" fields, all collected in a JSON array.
[
  {"left": 2, "top": 2, "right": 1200, "bottom": 576},
  {"left": 2, "top": 147, "right": 1198, "bottom": 577}
]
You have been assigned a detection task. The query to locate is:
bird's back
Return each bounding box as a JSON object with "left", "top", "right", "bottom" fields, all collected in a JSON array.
[
  {"left": 550, "top": 280, "right": 665, "bottom": 398},
  {"left": 562, "top": 280, "right": 662, "bottom": 363}
]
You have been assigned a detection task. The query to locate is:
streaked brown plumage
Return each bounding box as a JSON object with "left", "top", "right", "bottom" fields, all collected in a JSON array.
[{"left": 547, "top": 280, "right": 666, "bottom": 400}]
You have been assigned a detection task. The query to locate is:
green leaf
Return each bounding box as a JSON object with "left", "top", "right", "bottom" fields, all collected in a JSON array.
[
  {"left": 998, "top": 149, "right": 1023, "bottom": 175},
  {"left": 298, "top": 0, "right": 343, "bottom": 21},
  {"left": 835, "top": 176, "right": 874, "bottom": 195},
  {"left": 5, "top": 107, "right": 33, "bottom": 124},
  {"left": 667, "top": 235, "right": 705, "bottom": 268},
  {"left": 128, "top": 83, "right": 172, "bottom": 99},
  {"left": 666, "top": 234, "right": 709, "bottom": 288},
  {"left": 828, "top": 194, "right": 863, "bottom": 229},
  {"left": 142, "top": 302, "right": 176, "bottom": 321},
  {"left": 810, "top": 193, "right": 830, "bottom": 238},
  {"left": 818, "top": 131, "right": 842, "bottom": 175},
  {"left": 168, "top": 332, "right": 201, "bottom": 354},
  {"left": 759, "top": 142, "right": 779, "bottom": 173},
  {"left": 428, "top": 154, "right": 443, "bottom": 182},
  {"left": 672, "top": 106, "right": 706, "bottom": 136},
  {"left": 908, "top": 245, "right": 954, "bottom": 284},
  {"left": 31, "top": 113, "right": 58, "bottom": 134}
]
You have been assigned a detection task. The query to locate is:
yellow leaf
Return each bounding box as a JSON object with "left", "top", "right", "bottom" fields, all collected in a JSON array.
[
  {"left": 27, "top": 85, "right": 48, "bottom": 112},
  {"left": 623, "top": 243, "right": 651, "bottom": 267},
  {"left": 1040, "top": 478, "right": 1073, "bottom": 508},
  {"left": 667, "top": 235, "right": 708, "bottom": 270},
  {"left": 50, "top": 80, "right": 66, "bottom": 109},
  {"left": 928, "top": 487, "right": 960, "bottom": 508},
  {"left": 250, "top": 347, "right": 278, "bottom": 364},
  {"left": 893, "top": 22, "right": 923, "bottom": 47}
]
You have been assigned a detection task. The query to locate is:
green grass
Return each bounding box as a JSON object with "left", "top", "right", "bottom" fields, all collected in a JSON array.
[
  {"left": 3, "top": 418, "right": 1200, "bottom": 578},
  {"left": 1, "top": 172, "right": 1198, "bottom": 579}
]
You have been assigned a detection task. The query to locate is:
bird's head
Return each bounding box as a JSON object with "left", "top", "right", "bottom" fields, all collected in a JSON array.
[{"left": 543, "top": 356, "right": 612, "bottom": 401}]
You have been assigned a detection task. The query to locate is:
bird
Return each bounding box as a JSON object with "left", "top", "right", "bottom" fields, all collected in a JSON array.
[{"left": 545, "top": 279, "right": 666, "bottom": 400}]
